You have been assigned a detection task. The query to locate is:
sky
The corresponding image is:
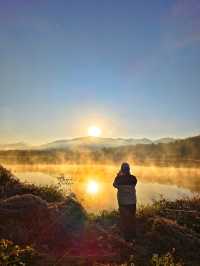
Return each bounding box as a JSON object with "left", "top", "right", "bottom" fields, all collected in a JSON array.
[{"left": 0, "top": 0, "right": 200, "bottom": 144}]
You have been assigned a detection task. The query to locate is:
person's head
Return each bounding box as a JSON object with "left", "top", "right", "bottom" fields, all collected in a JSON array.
[{"left": 119, "top": 162, "right": 130, "bottom": 175}]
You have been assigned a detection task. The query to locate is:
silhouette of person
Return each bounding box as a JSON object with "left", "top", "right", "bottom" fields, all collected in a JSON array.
[{"left": 113, "top": 162, "right": 137, "bottom": 241}]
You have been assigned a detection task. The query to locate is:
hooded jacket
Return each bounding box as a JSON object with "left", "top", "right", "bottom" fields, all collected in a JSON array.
[{"left": 113, "top": 174, "right": 137, "bottom": 205}]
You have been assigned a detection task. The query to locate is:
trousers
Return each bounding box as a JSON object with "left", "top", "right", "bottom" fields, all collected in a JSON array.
[{"left": 119, "top": 204, "right": 136, "bottom": 241}]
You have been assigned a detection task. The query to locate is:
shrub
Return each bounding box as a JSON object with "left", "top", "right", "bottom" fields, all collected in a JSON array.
[
  {"left": 0, "top": 165, "right": 18, "bottom": 186},
  {"left": 151, "top": 252, "right": 183, "bottom": 266},
  {"left": 92, "top": 209, "right": 119, "bottom": 227},
  {"left": 25, "top": 184, "right": 65, "bottom": 202},
  {"left": 0, "top": 164, "right": 64, "bottom": 202},
  {"left": 0, "top": 239, "right": 39, "bottom": 266}
]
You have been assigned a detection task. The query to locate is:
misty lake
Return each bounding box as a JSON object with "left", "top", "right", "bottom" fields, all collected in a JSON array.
[{"left": 4, "top": 164, "right": 200, "bottom": 213}]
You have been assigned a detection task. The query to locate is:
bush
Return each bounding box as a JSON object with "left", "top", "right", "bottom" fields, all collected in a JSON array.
[
  {"left": 92, "top": 209, "right": 119, "bottom": 227},
  {"left": 23, "top": 184, "right": 65, "bottom": 202},
  {"left": 0, "top": 239, "right": 39, "bottom": 266},
  {"left": 0, "top": 164, "right": 64, "bottom": 202},
  {"left": 151, "top": 252, "right": 183, "bottom": 266},
  {"left": 0, "top": 166, "right": 18, "bottom": 186}
]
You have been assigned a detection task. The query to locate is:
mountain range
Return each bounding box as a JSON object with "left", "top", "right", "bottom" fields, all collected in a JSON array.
[{"left": 0, "top": 137, "right": 176, "bottom": 151}]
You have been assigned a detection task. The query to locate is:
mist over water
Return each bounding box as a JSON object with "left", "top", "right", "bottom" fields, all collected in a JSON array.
[{"left": 5, "top": 164, "right": 200, "bottom": 213}]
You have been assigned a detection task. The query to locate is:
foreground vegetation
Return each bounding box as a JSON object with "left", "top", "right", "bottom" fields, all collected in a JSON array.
[
  {"left": 0, "top": 165, "right": 64, "bottom": 202},
  {"left": 0, "top": 239, "right": 39, "bottom": 266},
  {"left": 0, "top": 165, "right": 200, "bottom": 265}
]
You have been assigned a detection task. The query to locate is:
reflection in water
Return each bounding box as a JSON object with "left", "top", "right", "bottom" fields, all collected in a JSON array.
[
  {"left": 73, "top": 181, "right": 193, "bottom": 213},
  {"left": 86, "top": 180, "right": 100, "bottom": 194},
  {"left": 4, "top": 164, "right": 200, "bottom": 213},
  {"left": 15, "top": 171, "right": 57, "bottom": 186}
]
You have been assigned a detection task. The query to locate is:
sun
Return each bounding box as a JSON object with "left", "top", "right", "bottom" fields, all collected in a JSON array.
[
  {"left": 86, "top": 180, "right": 99, "bottom": 194},
  {"left": 88, "top": 126, "right": 102, "bottom": 137}
]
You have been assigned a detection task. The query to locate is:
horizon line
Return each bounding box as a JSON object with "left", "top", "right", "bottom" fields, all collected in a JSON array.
[{"left": 0, "top": 133, "right": 200, "bottom": 146}]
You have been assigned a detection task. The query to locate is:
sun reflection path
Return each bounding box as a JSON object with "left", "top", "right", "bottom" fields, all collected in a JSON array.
[{"left": 86, "top": 180, "right": 100, "bottom": 194}]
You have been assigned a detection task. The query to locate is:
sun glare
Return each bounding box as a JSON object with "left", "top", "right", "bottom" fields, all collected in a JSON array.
[
  {"left": 88, "top": 126, "right": 101, "bottom": 137},
  {"left": 86, "top": 180, "right": 99, "bottom": 194}
]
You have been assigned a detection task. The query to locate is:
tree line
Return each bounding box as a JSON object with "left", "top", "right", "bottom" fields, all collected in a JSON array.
[{"left": 0, "top": 135, "right": 199, "bottom": 167}]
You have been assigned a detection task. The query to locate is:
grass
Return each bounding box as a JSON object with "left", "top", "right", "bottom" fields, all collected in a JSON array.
[{"left": 87, "top": 196, "right": 200, "bottom": 266}]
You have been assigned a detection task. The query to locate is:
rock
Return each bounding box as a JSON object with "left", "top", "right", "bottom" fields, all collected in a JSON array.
[{"left": 0, "top": 193, "right": 87, "bottom": 249}]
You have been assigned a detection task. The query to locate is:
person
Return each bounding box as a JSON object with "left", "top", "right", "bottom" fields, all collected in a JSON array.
[{"left": 113, "top": 162, "right": 137, "bottom": 242}]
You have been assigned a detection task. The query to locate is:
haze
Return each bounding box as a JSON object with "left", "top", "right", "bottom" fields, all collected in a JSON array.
[{"left": 6, "top": 163, "right": 200, "bottom": 212}]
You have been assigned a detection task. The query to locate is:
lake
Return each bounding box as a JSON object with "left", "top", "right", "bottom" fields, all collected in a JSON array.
[{"left": 4, "top": 164, "right": 200, "bottom": 213}]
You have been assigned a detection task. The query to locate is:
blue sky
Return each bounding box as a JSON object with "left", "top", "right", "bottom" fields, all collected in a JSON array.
[{"left": 0, "top": 0, "right": 200, "bottom": 144}]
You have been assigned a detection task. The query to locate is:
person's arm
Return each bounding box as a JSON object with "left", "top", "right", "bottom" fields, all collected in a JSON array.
[
  {"left": 113, "top": 176, "right": 119, "bottom": 188},
  {"left": 133, "top": 176, "right": 137, "bottom": 186},
  {"left": 131, "top": 175, "right": 137, "bottom": 186}
]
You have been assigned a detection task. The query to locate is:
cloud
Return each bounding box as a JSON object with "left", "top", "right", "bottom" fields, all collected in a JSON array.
[{"left": 164, "top": 0, "right": 200, "bottom": 48}]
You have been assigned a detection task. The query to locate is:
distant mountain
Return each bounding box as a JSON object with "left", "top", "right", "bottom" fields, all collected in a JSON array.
[
  {"left": 37, "top": 136, "right": 175, "bottom": 150},
  {"left": 154, "top": 137, "right": 176, "bottom": 144},
  {"left": 0, "top": 137, "right": 177, "bottom": 151},
  {"left": 37, "top": 137, "right": 152, "bottom": 150},
  {"left": 0, "top": 136, "right": 199, "bottom": 166},
  {"left": 0, "top": 142, "right": 30, "bottom": 151}
]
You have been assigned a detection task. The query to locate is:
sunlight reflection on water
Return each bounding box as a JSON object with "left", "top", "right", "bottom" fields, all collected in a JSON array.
[{"left": 5, "top": 164, "right": 200, "bottom": 213}]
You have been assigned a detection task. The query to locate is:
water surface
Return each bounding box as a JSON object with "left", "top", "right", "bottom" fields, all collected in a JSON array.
[{"left": 5, "top": 164, "right": 200, "bottom": 213}]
